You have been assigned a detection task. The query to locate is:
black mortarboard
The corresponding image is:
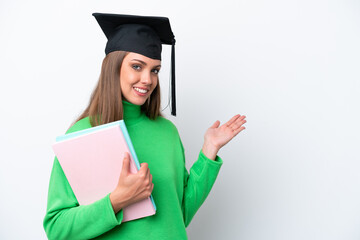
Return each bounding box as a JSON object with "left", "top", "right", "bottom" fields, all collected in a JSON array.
[{"left": 92, "top": 12, "right": 177, "bottom": 116}]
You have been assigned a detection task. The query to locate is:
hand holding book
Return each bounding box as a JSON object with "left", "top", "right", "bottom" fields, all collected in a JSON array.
[
  {"left": 110, "top": 152, "right": 154, "bottom": 214},
  {"left": 52, "top": 120, "right": 156, "bottom": 222}
]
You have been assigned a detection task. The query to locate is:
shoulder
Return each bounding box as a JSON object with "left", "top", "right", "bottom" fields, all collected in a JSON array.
[
  {"left": 154, "top": 116, "right": 179, "bottom": 133},
  {"left": 145, "top": 115, "right": 181, "bottom": 140},
  {"left": 154, "top": 116, "right": 184, "bottom": 150},
  {"left": 65, "top": 117, "right": 92, "bottom": 134}
]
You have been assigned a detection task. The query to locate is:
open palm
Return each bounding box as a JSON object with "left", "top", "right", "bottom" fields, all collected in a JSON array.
[{"left": 204, "top": 114, "right": 247, "bottom": 150}]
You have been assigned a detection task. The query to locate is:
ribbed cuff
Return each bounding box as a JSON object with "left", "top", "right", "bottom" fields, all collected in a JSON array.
[
  {"left": 199, "top": 149, "right": 223, "bottom": 165},
  {"left": 190, "top": 150, "right": 223, "bottom": 179},
  {"left": 105, "top": 193, "right": 123, "bottom": 225}
]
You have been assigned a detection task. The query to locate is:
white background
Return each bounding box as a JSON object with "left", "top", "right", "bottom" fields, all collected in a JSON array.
[{"left": 1, "top": 0, "right": 360, "bottom": 239}]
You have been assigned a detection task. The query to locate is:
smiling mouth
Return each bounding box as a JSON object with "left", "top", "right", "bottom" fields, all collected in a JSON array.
[{"left": 134, "top": 87, "right": 149, "bottom": 94}]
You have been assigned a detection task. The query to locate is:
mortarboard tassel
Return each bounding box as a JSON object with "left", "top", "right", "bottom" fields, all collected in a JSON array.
[{"left": 171, "top": 39, "right": 176, "bottom": 116}]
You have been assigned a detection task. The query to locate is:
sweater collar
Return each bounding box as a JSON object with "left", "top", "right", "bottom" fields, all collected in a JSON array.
[{"left": 122, "top": 100, "right": 145, "bottom": 125}]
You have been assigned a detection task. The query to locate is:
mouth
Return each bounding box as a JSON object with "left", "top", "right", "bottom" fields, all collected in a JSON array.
[{"left": 133, "top": 87, "right": 149, "bottom": 96}]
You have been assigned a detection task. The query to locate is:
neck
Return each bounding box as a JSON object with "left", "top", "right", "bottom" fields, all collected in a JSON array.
[{"left": 122, "top": 100, "right": 145, "bottom": 125}]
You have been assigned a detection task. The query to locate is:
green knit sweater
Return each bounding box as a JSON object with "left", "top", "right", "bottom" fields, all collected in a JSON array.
[{"left": 43, "top": 101, "right": 223, "bottom": 239}]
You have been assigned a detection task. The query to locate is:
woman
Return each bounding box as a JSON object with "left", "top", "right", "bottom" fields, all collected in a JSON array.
[{"left": 43, "top": 13, "right": 246, "bottom": 239}]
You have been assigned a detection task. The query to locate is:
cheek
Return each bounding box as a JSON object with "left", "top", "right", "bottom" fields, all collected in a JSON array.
[
  {"left": 120, "top": 70, "right": 136, "bottom": 88},
  {"left": 151, "top": 78, "right": 159, "bottom": 92}
]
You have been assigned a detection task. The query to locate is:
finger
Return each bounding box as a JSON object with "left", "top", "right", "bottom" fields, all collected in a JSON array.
[
  {"left": 225, "top": 125, "right": 246, "bottom": 142},
  {"left": 210, "top": 120, "right": 220, "bottom": 129},
  {"left": 150, "top": 183, "right": 154, "bottom": 193},
  {"left": 139, "top": 162, "right": 149, "bottom": 175},
  {"left": 121, "top": 152, "right": 131, "bottom": 175},
  {"left": 149, "top": 173, "right": 153, "bottom": 184},
  {"left": 145, "top": 167, "right": 150, "bottom": 180},
  {"left": 224, "top": 114, "right": 241, "bottom": 128},
  {"left": 232, "top": 126, "right": 246, "bottom": 136},
  {"left": 230, "top": 117, "right": 247, "bottom": 129}
]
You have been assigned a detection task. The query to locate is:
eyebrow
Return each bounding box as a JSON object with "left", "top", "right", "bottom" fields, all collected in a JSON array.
[{"left": 131, "top": 59, "right": 161, "bottom": 68}]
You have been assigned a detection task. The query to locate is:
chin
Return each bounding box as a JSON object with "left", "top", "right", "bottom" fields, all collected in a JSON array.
[{"left": 127, "top": 97, "right": 147, "bottom": 106}]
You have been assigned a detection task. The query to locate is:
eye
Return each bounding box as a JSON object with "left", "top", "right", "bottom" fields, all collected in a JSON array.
[
  {"left": 152, "top": 69, "right": 160, "bottom": 74},
  {"left": 132, "top": 64, "right": 141, "bottom": 71}
]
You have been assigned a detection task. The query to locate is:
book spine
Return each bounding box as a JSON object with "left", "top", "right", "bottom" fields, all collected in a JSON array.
[{"left": 119, "top": 121, "right": 141, "bottom": 170}]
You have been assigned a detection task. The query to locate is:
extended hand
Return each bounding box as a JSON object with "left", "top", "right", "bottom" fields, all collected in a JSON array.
[{"left": 202, "top": 114, "right": 246, "bottom": 160}]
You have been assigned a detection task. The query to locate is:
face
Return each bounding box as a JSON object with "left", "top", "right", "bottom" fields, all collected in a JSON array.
[{"left": 120, "top": 52, "right": 161, "bottom": 105}]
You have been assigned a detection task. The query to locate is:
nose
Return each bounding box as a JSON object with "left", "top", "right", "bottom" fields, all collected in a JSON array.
[{"left": 140, "top": 71, "right": 153, "bottom": 85}]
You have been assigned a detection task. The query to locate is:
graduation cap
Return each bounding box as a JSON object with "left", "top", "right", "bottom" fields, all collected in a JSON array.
[{"left": 92, "top": 12, "right": 177, "bottom": 116}]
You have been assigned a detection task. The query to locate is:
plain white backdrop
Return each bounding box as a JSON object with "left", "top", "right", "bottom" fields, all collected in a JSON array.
[{"left": 1, "top": 0, "right": 360, "bottom": 239}]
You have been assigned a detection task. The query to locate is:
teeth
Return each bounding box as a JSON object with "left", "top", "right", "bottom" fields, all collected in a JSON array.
[{"left": 134, "top": 87, "right": 148, "bottom": 94}]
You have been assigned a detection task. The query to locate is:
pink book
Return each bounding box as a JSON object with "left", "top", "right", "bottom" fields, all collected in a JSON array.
[{"left": 52, "top": 122, "right": 156, "bottom": 222}]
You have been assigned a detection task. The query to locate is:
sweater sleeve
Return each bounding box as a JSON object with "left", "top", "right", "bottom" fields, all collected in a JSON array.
[
  {"left": 180, "top": 141, "right": 223, "bottom": 227},
  {"left": 43, "top": 156, "right": 123, "bottom": 240}
]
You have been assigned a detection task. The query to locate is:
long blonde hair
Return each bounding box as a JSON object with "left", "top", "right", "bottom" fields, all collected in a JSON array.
[{"left": 72, "top": 51, "right": 162, "bottom": 128}]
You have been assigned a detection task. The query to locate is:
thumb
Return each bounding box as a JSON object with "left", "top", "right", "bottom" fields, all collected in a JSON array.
[
  {"left": 210, "top": 120, "right": 220, "bottom": 129},
  {"left": 121, "top": 152, "right": 131, "bottom": 175}
]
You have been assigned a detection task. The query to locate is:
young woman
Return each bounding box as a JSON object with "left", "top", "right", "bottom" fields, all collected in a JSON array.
[{"left": 43, "top": 13, "right": 246, "bottom": 239}]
